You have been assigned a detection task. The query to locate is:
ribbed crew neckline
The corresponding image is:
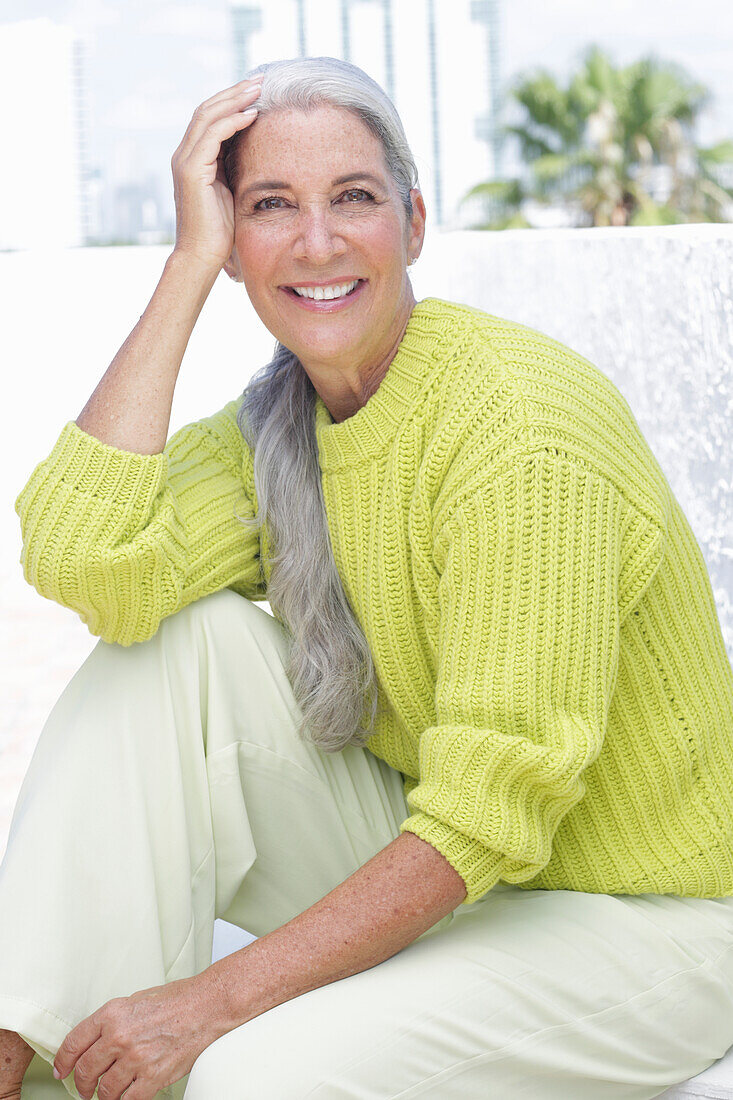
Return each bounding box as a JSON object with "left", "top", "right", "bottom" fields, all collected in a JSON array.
[{"left": 314, "top": 296, "right": 457, "bottom": 471}]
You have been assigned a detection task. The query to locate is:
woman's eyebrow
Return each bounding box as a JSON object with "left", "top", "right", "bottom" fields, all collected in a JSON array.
[{"left": 240, "top": 172, "right": 385, "bottom": 198}]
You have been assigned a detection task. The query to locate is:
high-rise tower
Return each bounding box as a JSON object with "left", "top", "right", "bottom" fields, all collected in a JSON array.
[{"left": 227, "top": 0, "right": 503, "bottom": 229}]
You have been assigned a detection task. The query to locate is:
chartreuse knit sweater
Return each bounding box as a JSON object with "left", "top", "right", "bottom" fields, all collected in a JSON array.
[{"left": 15, "top": 297, "right": 733, "bottom": 906}]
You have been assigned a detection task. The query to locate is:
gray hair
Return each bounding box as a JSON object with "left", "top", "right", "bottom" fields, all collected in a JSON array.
[{"left": 225, "top": 56, "right": 421, "bottom": 754}]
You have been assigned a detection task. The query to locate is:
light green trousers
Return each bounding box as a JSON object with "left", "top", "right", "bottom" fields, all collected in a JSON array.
[{"left": 2, "top": 588, "right": 733, "bottom": 1099}]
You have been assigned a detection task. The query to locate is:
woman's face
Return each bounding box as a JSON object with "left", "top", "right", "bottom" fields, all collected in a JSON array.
[{"left": 226, "top": 104, "right": 425, "bottom": 382}]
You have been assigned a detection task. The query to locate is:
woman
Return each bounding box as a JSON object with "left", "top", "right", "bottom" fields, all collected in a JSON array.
[{"left": 2, "top": 54, "right": 733, "bottom": 1100}]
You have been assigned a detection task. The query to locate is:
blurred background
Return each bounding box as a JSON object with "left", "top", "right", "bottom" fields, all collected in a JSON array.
[
  {"left": 1, "top": 0, "right": 732, "bottom": 247},
  {"left": 1, "top": 0, "right": 732, "bottom": 864}
]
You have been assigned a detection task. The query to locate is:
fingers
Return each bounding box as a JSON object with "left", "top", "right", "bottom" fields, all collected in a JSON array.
[
  {"left": 68, "top": 1039, "right": 117, "bottom": 1100},
  {"left": 116, "top": 1078, "right": 153, "bottom": 1100},
  {"left": 90, "top": 1055, "right": 135, "bottom": 1100},
  {"left": 175, "top": 79, "right": 264, "bottom": 163},
  {"left": 53, "top": 1015, "right": 103, "bottom": 1081},
  {"left": 203, "top": 73, "right": 264, "bottom": 109},
  {"left": 197, "top": 102, "right": 261, "bottom": 172}
]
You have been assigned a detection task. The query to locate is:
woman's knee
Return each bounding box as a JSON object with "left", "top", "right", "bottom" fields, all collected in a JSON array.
[
  {"left": 57, "top": 591, "right": 277, "bottom": 737},
  {"left": 156, "top": 589, "right": 288, "bottom": 660},
  {"left": 183, "top": 1029, "right": 256, "bottom": 1100},
  {"left": 183, "top": 1022, "right": 314, "bottom": 1100}
]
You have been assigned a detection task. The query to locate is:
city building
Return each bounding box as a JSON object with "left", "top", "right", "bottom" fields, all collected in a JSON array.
[
  {"left": 229, "top": 0, "right": 504, "bottom": 230},
  {"left": 0, "top": 17, "right": 96, "bottom": 250}
]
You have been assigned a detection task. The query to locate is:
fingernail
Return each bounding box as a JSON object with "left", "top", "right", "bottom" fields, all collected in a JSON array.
[{"left": 53, "top": 1067, "right": 61, "bottom": 1079}]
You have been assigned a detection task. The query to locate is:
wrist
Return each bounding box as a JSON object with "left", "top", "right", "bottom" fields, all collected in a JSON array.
[
  {"left": 193, "top": 962, "right": 242, "bottom": 1038},
  {"left": 167, "top": 247, "right": 224, "bottom": 287},
  {"left": 203, "top": 940, "right": 292, "bottom": 1032}
]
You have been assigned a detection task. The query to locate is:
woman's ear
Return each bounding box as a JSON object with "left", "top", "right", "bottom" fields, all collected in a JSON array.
[
  {"left": 223, "top": 247, "right": 244, "bottom": 283},
  {"left": 408, "top": 188, "right": 427, "bottom": 262}
]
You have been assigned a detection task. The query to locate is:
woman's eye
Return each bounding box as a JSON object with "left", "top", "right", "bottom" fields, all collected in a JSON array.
[
  {"left": 253, "top": 188, "right": 374, "bottom": 212},
  {"left": 255, "top": 196, "right": 285, "bottom": 211}
]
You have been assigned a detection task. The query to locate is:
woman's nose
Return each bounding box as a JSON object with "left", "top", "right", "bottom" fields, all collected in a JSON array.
[{"left": 292, "top": 208, "right": 347, "bottom": 264}]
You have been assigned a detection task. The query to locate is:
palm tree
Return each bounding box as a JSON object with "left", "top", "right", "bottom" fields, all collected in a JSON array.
[{"left": 461, "top": 45, "right": 733, "bottom": 229}]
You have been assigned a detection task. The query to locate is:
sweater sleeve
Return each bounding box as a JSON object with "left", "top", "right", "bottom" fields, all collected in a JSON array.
[
  {"left": 399, "top": 449, "right": 664, "bottom": 905},
  {"left": 14, "top": 396, "right": 266, "bottom": 646}
]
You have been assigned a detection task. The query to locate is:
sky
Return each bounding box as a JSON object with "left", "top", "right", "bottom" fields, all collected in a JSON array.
[{"left": 0, "top": 0, "right": 731, "bottom": 217}]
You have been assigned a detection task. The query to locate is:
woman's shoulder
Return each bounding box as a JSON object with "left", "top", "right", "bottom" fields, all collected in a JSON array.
[
  {"left": 423, "top": 295, "right": 621, "bottom": 402},
  {"left": 424, "top": 297, "right": 670, "bottom": 525}
]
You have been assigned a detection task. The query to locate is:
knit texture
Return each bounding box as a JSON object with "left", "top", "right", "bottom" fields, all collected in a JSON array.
[{"left": 15, "top": 297, "right": 733, "bottom": 905}]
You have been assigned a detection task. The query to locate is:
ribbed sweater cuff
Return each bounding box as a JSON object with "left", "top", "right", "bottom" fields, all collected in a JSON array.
[
  {"left": 36, "top": 421, "right": 168, "bottom": 508},
  {"left": 399, "top": 811, "right": 506, "bottom": 906}
]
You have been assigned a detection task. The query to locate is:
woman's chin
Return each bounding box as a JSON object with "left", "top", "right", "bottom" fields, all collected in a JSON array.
[
  {"left": 275, "top": 310, "right": 372, "bottom": 362},
  {"left": 289, "top": 334, "right": 362, "bottom": 367}
]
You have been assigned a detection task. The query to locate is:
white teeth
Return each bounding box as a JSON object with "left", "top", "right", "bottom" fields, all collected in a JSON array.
[{"left": 291, "top": 280, "right": 358, "bottom": 300}]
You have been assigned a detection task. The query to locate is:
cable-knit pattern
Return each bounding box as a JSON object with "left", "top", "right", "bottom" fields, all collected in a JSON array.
[
  {"left": 14, "top": 398, "right": 265, "bottom": 645},
  {"left": 15, "top": 297, "right": 733, "bottom": 904}
]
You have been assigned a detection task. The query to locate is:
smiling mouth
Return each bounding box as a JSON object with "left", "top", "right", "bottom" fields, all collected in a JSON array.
[{"left": 280, "top": 279, "right": 367, "bottom": 305}]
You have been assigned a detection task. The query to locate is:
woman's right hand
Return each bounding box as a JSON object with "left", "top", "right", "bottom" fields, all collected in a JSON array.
[{"left": 170, "top": 76, "right": 263, "bottom": 274}]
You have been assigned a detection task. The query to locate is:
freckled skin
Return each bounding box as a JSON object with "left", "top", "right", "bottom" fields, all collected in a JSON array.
[{"left": 223, "top": 106, "right": 427, "bottom": 423}]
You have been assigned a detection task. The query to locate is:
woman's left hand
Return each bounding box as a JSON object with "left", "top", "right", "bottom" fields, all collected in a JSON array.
[{"left": 52, "top": 971, "right": 230, "bottom": 1100}]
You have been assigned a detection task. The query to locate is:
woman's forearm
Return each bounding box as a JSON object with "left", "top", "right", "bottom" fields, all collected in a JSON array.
[
  {"left": 75, "top": 249, "right": 220, "bottom": 455},
  {"left": 205, "top": 830, "right": 467, "bottom": 1029}
]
